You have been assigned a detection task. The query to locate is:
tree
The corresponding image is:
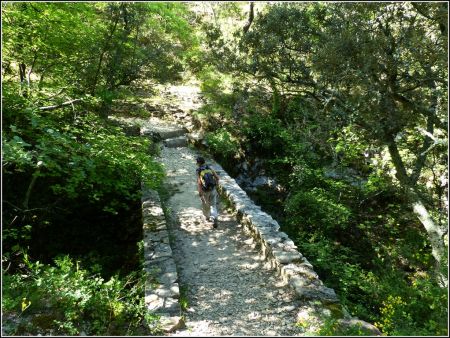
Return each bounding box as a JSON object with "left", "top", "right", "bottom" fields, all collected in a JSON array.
[
  {"left": 2, "top": 2, "right": 195, "bottom": 100},
  {"left": 313, "top": 3, "right": 448, "bottom": 278},
  {"left": 234, "top": 2, "right": 448, "bottom": 280},
  {"left": 2, "top": 2, "right": 102, "bottom": 96}
]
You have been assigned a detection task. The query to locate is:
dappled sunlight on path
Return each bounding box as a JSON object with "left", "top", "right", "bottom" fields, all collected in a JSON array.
[{"left": 157, "top": 145, "right": 303, "bottom": 336}]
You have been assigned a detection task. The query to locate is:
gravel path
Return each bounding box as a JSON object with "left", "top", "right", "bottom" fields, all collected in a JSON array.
[{"left": 158, "top": 145, "right": 303, "bottom": 336}]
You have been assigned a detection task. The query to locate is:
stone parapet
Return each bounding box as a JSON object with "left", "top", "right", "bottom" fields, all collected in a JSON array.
[
  {"left": 137, "top": 115, "right": 380, "bottom": 335},
  {"left": 141, "top": 186, "right": 185, "bottom": 333}
]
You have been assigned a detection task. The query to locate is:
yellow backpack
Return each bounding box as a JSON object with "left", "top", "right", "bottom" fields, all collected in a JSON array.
[{"left": 199, "top": 166, "right": 216, "bottom": 191}]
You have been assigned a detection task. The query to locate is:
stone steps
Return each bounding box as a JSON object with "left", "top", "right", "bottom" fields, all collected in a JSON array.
[
  {"left": 163, "top": 135, "right": 188, "bottom": 148},
  {"left": 141, "top": 121, "right": 188, "bottom": 149}
]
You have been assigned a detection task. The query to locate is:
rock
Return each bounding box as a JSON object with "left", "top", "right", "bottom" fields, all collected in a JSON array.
[
  {"left": 272, "top": 249, "right": 303, "bottom": 264},
  {"left": 146, "top": 294, "right": 164, "bottom": 311},
  {"left": 154, "top": 284, "right": 180, "bottom": 298},
  {"left": 157, "top": 271, "right": 178, "bottom": 284},
  {"left": 293, "top": 285, "right": 339, "bottom": 303},
  {"left": 252, "top": 176, "right": 268, "bottom": 186},
  {"left": 337, "top": 318, "right": 382, "bottom": 336},
  {"left": 186, "top": 131, "right": 204, "bottom": 141},
  {"left": 289, "top": 276, "right": 316, "bottom": 290},
  {"left": 240, "top": 161, "right": 249, "bottom": 171},
  {"left": 158, "top": 315, "right": 185, "bottom": 333},
  {"left": 236, "top": 174, "right": 253, "bottom": 187},
  {"left": 284, "top": 305, "right": 297, "bottom": 312},
  {"left": 142, "top": 130, "right": 163, "bottom": 142}
]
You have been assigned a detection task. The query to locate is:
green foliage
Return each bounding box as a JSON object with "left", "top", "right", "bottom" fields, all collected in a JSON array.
[
  {"left": 292, "top": 223, "right": 447, "bottom": 336},
  {"left": 197, "top": 66, "right": 235, "bottom": 107},
  {"left": 193, "top": 66, "right": 238, "bottom": 135},
  {"left": 2, "top": 89, "right": 163, "bottom": 275},
  {"left": 2, "top": 2, "right": 448, "bottom": 336},
  {"left": 332, "top": 125, "right": 372, "bottom": 168},
  {"left": 198, "top": 67, "right": 225, "bottom": 101},
  {"left": 2, "top": 2, "right": 102, "bottom": 91},
  {"left": 3, "top": 106, "right": 163, "bottom": 212},
  {"left": 2, "top": 2, "right": 194, "bottom": 97},
  {"left": 2, "top": 255, "right": 160, "bottom": 335},
  {"left": 197, "top": 2, "right": 447, "bottom": 335},
  {"left": 282, "top": 95, "right": 337, "bottom": 167},
  {"left": 286, "top": 187, "right": 352, "bottom": 234},
  {"left": 285, "top": 178, "right": 447, "bottom": 335},
  {"left": 285, "top": 160, "right": 354, "bottom": 238},
  {"left": 280, "top": 139, "right": 446, "bottom": 335},
  {"left": 241, "top": 114, "right": 291, "bottom": 157},
  {"left": 179, "top": 285, "right": 189, "bottom": 311},
  {"left": 205, "top": 128, "right": 241, "bottom": 162},
  {"left": 374, "top": 274, "right": 448, "bottom": 336}
]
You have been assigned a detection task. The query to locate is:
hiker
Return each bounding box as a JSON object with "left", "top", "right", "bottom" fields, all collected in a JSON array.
[{"left": 196, "top": 156, "right": 220, "bottom": 228}]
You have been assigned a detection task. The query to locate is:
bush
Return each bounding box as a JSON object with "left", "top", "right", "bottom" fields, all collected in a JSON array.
[
  {"left": 3, "top": 107, "right": 163, "bottom": 213},
  {"left": 241, "top": 113, "right": 291, "bottom": 157},
  {"left": 2, "top": 95, "right": 164, "bottom": 276},
  {"left": 2, "top": 254, "right": 160, "bottom": 336},
  {"left": 374, "top": 272, "right": 448, "bottom": 336},
  {"left": 204, "top": 127, "right": 242, "bottom": 162},
  {"left": 283, "top": 156, "right": 447, "bottom": 336},
  {"left": 285, "top": 186, "right": 352, "bottom": 235}
]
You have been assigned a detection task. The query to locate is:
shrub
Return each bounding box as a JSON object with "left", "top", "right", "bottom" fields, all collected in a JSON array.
[
  {"left": 204, "top": 128, "right": 242, "bottom": 162},
  {"left": 375, "top": 273, "right": 448, "bottom": 336},
  {"left": 2, "top": 254, "right": 160, "bottom": 336},
  {"left": 2, "top": 97, "right": 164, "bottom": 276},
  {"left": 2, "top": 106, "right": 163, "bottom": 214},
  {"left": 241, "top": 113, "right": 291, "bottom": 157},
  {"left": 285, "top": 187, "right": 352, "bottom": 235}
]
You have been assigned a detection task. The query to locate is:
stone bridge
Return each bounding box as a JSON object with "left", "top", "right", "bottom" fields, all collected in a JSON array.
[{"left": 139, "top": 118, "right": 381, "bottom": 336}]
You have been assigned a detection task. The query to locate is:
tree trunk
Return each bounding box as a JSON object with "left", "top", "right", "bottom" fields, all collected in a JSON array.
[
  {"left": 410, "top": 195, "right": 447, "bottom": 262},
  {"left": 387, "top": 137, "right": 448, "bottom": 285},
  {"left": 91, "top": 8, "right": 120, "bottom": 95},
  {"left": 269, "top": 78, "right": 281, "bottom": 116},
  {"left": 23, "top": 168, "right": 40, "bottom": 210},
  {"left": 19, "top": 63, "right": 26, "bottom": 84},
  {"left": 25, "top": 54, "right": 38, "bottom": 95},
  {"left": 243, "top": 2, "right": 254, "bottom": 33},
  {"left": 19, "top": 62, "right": 27, "bottom": 97}
]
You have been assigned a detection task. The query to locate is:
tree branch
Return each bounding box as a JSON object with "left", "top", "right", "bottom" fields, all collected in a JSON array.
[
  {"left": 411, "top": 117, "right": 434, "bottom": 184},
  {"left": 39, "top": 99, "right": 83, "bottom": 111},
  {"left": 392, "top": 92, "right": 447, "bottom": 131},
  {"left": 243, "top": 2, "right": 254, "bottom": 33},
  {"left": 411, "top": 2, "right": 448, "bottom": 36}
]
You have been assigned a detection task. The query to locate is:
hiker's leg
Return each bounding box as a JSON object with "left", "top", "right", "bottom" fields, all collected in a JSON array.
[
  {"left": 210, "top": 189, "right": 218, "bottom": 219},
  {"left": 201, "top": 191, "right": 211, "bottom": 219}
]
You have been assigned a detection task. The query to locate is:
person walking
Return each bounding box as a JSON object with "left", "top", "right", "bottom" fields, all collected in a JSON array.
[{"left": 196, "top": 156, "right": 220, "bottom": 228}]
